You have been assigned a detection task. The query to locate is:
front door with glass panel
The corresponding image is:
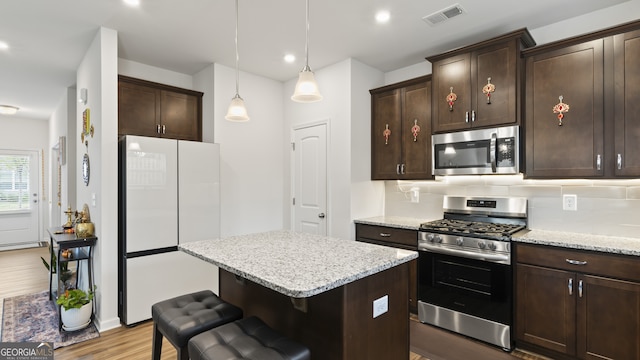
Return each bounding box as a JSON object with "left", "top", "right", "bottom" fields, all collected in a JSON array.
[{"left": 0, "top": 150, "right": 40, "bottom": 248}]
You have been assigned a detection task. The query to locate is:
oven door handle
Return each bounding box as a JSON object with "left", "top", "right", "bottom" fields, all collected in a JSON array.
[
  {"left": 419, "top": 243, "right": 510, "bottom": 264},
  {"left": 490, "top": 132, "right": 497, "bottom": 173}
]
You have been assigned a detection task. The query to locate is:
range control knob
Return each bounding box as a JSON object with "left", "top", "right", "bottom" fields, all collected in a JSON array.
[
  {"left": 477, "top": 241, "right": 486, "bottom": 249},
  {"left": 456, "top": 237, "right": 464, "bottom": 246},
  {"left": 434, "top": 235, "right": 443, "bottom": 243},
  {"left": 487, "top": 242, "right": 497, "bottom": 251},
  {"left": 427, "top": 234, "right": 435, "bottom": 242}
]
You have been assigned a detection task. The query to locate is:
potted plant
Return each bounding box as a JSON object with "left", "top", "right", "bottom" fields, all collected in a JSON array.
[
  {"left": 56, "top": 286, "right": 95, "bottom": 331},
  {"left": 41, "top": 247, "right": 74, "bottom": 289}
]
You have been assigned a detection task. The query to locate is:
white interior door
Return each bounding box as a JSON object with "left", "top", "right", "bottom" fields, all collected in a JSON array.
[
  {"left": 0, "top": 149, "right": 40, "bottom": 247},
  {"left": 293, "top": 123, "right": 327, "bottom": 235}
]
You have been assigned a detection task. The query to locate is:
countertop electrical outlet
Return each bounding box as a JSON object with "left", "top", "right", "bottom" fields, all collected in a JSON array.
[
  {"left": 373, "top": 295, "right": 388, "bottom": 318},
  {"left": 563, "top": 194, "right": 577, "bottom": 211}
]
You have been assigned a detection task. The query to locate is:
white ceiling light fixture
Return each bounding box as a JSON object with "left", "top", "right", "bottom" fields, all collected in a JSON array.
[
  {"left": 291, "top": 0, "right": 322, "bottom": 103},
  {"left": 375, "top": 10, "right": 391, "bottom": 24},
  {"left": 284, "top": 54, "right": 296, "bottom": 63},
  {"left": 225, "top": 0, "right": 250, "bottom": 122},
  {"left": 0, "top": 105, "right": 19, "bottom": 115},
  {"left": 123, "top": 0, "right": 140, "bottom": 7},
  {"left": 0, "top": 41, "right": 9, "bottom": 50}
]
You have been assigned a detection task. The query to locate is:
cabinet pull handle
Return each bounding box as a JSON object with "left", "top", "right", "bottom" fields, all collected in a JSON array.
[
  {"left": 568, "top": 278, "right": 573, "bottom": 295},
  {"left": 596, "top": 154, "right": 601, "bottom": 171},
  {"left": 471, "top": 110, "right": 476, "bottom": 122},
  {"left": 156, "top": 124, "right": 161, "bottom": 134},
  {"left": 401, "top": 164, "right": 405, "bottom": 174},
  {"left": 396, "top": 164, "right": 401, "bottom": 175},
  {"left": 380, "top": 233, "right": 391, "bottom": 237},
  {"left": 617, "top": 154, "right": 622, "bottom": 170},
  {"left": 578, "top": 280, "right": 583, "bottom": 298},
  {"left": 162, "top": 125, "right": 166, "bottom": 134},
  {"left": 490, "top": 133, "right": 497, "bottom": 173},
  {"left": 566, "top": 259, "right": 587, "bottom": 266},
  {"left": 465, "top": 111, "right": 469, "bottom": 123}
]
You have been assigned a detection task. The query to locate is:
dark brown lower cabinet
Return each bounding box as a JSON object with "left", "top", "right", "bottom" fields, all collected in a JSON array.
[
  {"left": 355, "top": 223, "right": 418, "bottom": 313},
  {"left": 516, "top": 243, "right": 640, "bottom": 360}
]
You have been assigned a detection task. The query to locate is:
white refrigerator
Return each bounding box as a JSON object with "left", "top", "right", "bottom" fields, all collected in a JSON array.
[{"left": 118, "top": 135, "right": 220, "bottom": 325}]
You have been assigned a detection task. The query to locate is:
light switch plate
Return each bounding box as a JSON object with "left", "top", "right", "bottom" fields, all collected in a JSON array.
[{"left": 373, "top": 295, "right": 388, "bottom": 318}]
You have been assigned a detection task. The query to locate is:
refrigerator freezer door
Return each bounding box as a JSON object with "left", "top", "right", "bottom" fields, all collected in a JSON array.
[
  {"left": 124, "top": 136, "right": 178, "bottom": 252},
  {"left": 123, "top": 251, "right": 218, "bottom": 325},
  {"left": 178, "top": 141, "right": 221, "bottom": 243}
]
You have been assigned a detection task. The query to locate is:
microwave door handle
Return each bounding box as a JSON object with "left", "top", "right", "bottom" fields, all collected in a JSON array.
[{"left": 490, "top": 133, "right": 497, "bottom": 173}]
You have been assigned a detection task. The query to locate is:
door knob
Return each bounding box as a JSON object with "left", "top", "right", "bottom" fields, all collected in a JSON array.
[{"left": 318, "top": 213, "right": 325, "bottom": 219}]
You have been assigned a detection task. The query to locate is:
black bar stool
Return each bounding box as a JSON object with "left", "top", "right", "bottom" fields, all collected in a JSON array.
[
  {"left": 151, "top": 290, "right": 243, "bottom": 360},
  {"left": 188, "top": 316, "right": 311, "bottom": 360}
]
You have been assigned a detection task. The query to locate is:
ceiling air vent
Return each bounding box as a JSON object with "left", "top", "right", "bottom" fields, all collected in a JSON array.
[{"left": 422, "top": 4, "right": 465, "bottom": 26}]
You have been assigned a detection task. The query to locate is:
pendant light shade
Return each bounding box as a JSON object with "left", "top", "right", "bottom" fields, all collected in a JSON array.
[
  {"left": 291, "top": 0, "right": 322, "bottom": 103},
  {"left": 225, "top": 94, "right": 249, "bottom": 121},
  {"left": 225, "top": 0, "right": 249, "bottom": 121}
]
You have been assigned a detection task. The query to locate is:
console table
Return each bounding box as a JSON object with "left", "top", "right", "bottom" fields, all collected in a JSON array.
[{"left": 47, "top": 227, "right": 97, "bottom": 330}]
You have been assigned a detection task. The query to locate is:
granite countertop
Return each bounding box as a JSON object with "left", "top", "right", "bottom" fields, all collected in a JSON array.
[
  {"left": 354, "top": 216, "right": 640, "bottom": 257},
  {"left": 354, "top": 216, "right": 429, "bottom": 230},
  {"left": 515, "top": 229, "right": 640, "bottom": 257},
  {"left": 179, "top": 230, "right": 418, "bottom": 298}
]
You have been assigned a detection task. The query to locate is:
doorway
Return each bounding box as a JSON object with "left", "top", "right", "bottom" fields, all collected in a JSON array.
[
  {"left": 292, "top": 122, "right": 328, "bottom": 235},
  {"left": 0, "top": 149, "right": 41, "bottom": 248}
]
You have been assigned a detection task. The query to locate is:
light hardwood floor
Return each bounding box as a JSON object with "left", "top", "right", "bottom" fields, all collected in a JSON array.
[{"left": 1, "top": 247, "right": 546, "bottom": 360}]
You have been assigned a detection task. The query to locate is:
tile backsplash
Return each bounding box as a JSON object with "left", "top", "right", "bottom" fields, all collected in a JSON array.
[{"left": 386, "top": 175, "right": 640, "bottom": 239}]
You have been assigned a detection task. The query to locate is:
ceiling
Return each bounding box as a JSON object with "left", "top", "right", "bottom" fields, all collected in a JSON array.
[{"left": 0, "top": 0, "right": 633, "bottom": 121}]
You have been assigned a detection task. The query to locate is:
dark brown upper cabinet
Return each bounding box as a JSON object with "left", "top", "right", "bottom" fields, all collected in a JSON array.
[
  {"left": 118, "top": 75, "right": 203, "bottom": 141},
  {"left": 523, "top": 20, "right": 640, "bottom": 178},
  {"left": 428, "top": 29, "right": 535, "bottom": 133},
  {"left": 370, "top": 76, "right": 432, "bottom": 180}
]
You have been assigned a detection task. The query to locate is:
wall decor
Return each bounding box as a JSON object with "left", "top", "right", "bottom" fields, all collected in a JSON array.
[
  {"left": 82, "top": 153, "right": 90, "bottom": 186},
  {"left": 81, "top": 108, "right": 94, "bottom": 143}
]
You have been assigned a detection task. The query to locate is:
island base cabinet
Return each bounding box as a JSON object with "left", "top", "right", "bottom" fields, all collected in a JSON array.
[
  {"left": 516, "top": 244, "right": 640, "bottom": 360},
  {"left": 219, "top": 264, "right": 410, "bottom": 360}
]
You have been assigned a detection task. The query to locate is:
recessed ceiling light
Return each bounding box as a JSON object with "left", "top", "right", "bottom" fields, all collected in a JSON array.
[
  {"left": 123, "top": 0, "right": 140, "bottom": 7},
  {"left": 0, "top": 105, "right": 19, "bottom": 115},
  {"left": 375, "top": 10, "right": 390, "bottom": 24},
  {"left": 284, "top": 54, "right": 296, "bottom": 63},
  {"left": 0, "top": 41, "right": 9, "bottom": 50}
]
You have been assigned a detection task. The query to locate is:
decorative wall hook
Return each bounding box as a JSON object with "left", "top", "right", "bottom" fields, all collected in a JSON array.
[
  {"left": 383, "top": 124, "right": 391, "bottom": 145},
  {"left": 552, "top": 95, "right": 570, "bottom": 126},
  {"left": 446, "top": 87, "right": 457, "bottom": 111},
  {"left": 482, "top": 77, "right": 495, "bottom": 104},
  {"left": 411, "top": 119, "right": 421, "bottom": 142}
]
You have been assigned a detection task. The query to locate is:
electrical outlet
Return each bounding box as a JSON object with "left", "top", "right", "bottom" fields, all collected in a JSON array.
[
  {"left": 373, "top": 295, "right": 388, "bottom": 318},
  {"left": 563, "top": 194, "right": 577, "bottom": 211}
]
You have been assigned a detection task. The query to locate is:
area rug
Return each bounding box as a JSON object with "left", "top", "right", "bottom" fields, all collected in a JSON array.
[{"left": 1, "top": 290, "right": 99, "bottom": 349}]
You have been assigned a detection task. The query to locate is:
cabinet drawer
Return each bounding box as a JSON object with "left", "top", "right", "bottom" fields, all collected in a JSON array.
[
  {"left": 355, "top": 224, "right": 417, "bottom": 248},
  {"left": 516, "top": 243, "right": 640, "bottom": 282}
]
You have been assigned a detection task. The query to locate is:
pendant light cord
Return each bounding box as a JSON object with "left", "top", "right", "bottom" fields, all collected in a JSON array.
[
  {"left": 304, "top": 0, "right": 310, "bottom": 70},
  {"left": 234, "top": 0, "right": 240, "bottom": 95}
]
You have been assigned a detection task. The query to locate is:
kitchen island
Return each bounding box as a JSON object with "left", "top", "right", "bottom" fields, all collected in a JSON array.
[{"left": 179, "top": 230, "right": 418, "bottom": 360}]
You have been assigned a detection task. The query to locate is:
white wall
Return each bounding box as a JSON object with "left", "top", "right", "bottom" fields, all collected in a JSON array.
[
  {"left": 75, "top": 27, "right": 120, "bottom": 331},
  {"left": 284, "top": 60, "right": 353, "bottom": 239},
  {"left": 48, "top": 88, "right": 77, "bottom": 227},
  {"left": 214, "top": 63, "right": 285, "bottom": 236},
  {"left": 0, "top": 116, "right": 49, "bottom": 241},
  {"left": 349, "top": 60, "right": 386, "bottom": 237}
]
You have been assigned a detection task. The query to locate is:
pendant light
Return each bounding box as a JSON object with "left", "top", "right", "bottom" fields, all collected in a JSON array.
[
  {"left": 291, "top": 0, "right": 322, "bottom": 103},
  {"left": 225, "top": 0, "right": 249, "bottom": 121}
]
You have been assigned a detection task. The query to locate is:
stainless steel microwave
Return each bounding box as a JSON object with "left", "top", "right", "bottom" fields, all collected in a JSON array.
[{"left": 432, "top": 125, "right": 520, "bottom": 176}]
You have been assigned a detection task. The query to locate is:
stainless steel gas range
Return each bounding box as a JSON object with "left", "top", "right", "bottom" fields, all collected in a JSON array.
[{"left": 417, "top": 196, "right": 528, "bottom": 351}]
